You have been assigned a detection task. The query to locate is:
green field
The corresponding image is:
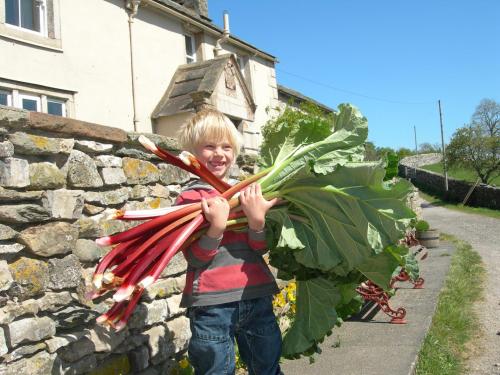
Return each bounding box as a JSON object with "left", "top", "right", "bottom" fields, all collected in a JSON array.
[{"left": 420, "top": 163, "right": 500, "bottom": 186}]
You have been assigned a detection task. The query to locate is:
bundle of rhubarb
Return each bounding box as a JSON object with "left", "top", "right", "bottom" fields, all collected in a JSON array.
[{"left": 91, "top": 104, "right": 417, "bottom": 358}]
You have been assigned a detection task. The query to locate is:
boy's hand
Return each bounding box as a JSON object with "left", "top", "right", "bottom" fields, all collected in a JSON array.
[
  {"left": 239, "top": 183, "right": 278, "bottom": 231},
  {"left": 201, "top": 197, "right": 230, "bottom": 238}
]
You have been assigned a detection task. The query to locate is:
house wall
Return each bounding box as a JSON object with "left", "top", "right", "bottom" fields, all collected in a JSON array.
[{"left": 1, "top": 0, "right": 279, "bottom": 152}]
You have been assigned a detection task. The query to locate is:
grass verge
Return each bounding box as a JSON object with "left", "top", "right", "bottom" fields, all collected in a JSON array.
[
  {"left": 419, "top": 191, "right": 500, "bottom": 220},
  {"left": 415, "top": 234, "right": 486, "bottom": 375}
]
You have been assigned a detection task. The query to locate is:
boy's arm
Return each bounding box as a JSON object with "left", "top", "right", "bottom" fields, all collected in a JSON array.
[
  {"left": 176, "top": 192, "right": 228, "bottom": 267},
  {"left": 240, "top": 184, "right": 277, "bottom": 254}
]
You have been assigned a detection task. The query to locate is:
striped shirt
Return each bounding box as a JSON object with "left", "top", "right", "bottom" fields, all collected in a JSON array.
[{"left": 176, "top": 180, "right": 279, "bottom": 308}]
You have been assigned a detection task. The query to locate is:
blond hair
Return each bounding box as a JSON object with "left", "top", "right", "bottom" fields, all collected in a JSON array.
[{"left": 178, "top": 109, "right": 242, "bottom": 157}]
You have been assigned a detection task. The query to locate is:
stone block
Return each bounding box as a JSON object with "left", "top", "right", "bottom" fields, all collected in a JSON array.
[
  {"left": 100, "top": 167, "right": 127, "bottom": 185},
  {"left": 0, "top": 328, "right": 7, "bottom": 356},
  {"left": 74, "top": 140, "right": 113, "bottom": 153},
  {"left": 1, "top": 342, "right": 46, "bottom": 363},
  {"left": 56, "top": 353, "right": 98, "bottom": 374},
  {"left": 47, "top": 254, "right": 82, "bottom": 290},
  {"left": 150, "top": 183, "right": 170, "bottom": 198},
  {"left": 0, "top": 242, "right": 24, "bottom": 257},
  {"left": 85, "top": 187, "right": 129, "bottom": 205},
  {"left": 0, "top": 299, "right": 39, "bottom": 324},
  {"left": 65, "top": 149, "right": 103, "bottom": 188},
  {"left": 29, "top": 162, "right": 66, "bottom": 189},
  {"left": 8, "top": 257, "right": 49, "bottom": 300},
  {"left": 158, "top": 163, "right": 190, "bottom": 185},
  {"left": 18, "top": 221, "right": 78, "bottom": 257},
  {"left": 143, "top": 277, "right": 182, "bottom": 301},
  {"left": 42, "top": 189, "right": 85, "bottom": 219},
  {"left": 166, "top": 293, "right": 185, "bottom": 317},
  {"left": 0, "top": 141, "right": 14, "bottom": 158},
  {"left": 129, "top": 345, "right": 150, "bottom": 372},
  {"left": 122, "top": 157, "right": 159, "bottom": 184},
  {"left": 94, "top": 155, "right": 122, "bottom": 168},
  {"left": 129, "top": 184, "right": 149, "bottom": 199},
  {"left": 0, "top": 204, "right": 50, "bottom": 224},
  {"left": 38, "top": 291, "right": 73, "bottom": 312},
  {"left": 44, "top": 331, "right": 86, "bottom": 353},
  {"left": 7, "top": 316, "right": 56, "bottom": 346},
  {"left": 73, "top": 239, "right": 106, "bottom": 263},
  {"left": 165, "top": 315, "right": 190, "bottom": 353},
  {"left": 160, "top": 252, "right": 187, "bottom": 277},
  {"left": 52, "top": 305, "right": 98, "bottom": 330},
  {"left": 129, "top": 299, "right": 169, "bottom": 329},
  {"left": 0, "top": 350, "right": 56, "bottom": 375},
  {"left": 0, "top": 158, "right": 29, "bottom": 187},
  {"left": 0, "top": 260, "right": 13, "bottom": 292},
  {"left": 143, "top": 325, "right": 174, "bottom": 365},
  {"left": 0, "top": 187, "right": 43, "bottom": 202},
  {"left": 8, "top": 132, "right": 74, "bottom": 155},
  {"left": 58, "top": 337, "right": 94, "bottom": 362},
  {"left": 0, "top": 224, "right": 17, "bottom": 240},
  {"left": 83, "top": 203, "right": 105, "bottom": 215},
  {"left": 86, "top": 324, "right": 128, "bottom": 352}
]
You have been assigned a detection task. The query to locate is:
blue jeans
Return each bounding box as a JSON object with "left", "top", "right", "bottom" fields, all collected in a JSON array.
[{"left": 187, "top": 296, "right": 282, "bottom": 375}]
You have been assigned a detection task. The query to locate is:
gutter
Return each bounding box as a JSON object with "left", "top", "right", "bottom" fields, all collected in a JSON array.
[
  {"left": 126, "top": 0, "right": 141, "bottom": 132},
  {"left": 143, "top": 0, "right": 277, "bottom": 62}
]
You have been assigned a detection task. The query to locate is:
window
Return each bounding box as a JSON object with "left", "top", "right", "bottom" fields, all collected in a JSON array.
[
  {"left": 0, "top": 90, "right": 12, "bottom": 106},
  {"left": 5, "top": 0, "right": 46, "bottom": 35},
  {"left": 185, "top": 34, "right": 196, "bottom": 64},
  {"left": 47, "top": 97, "right": 65, "bottom": 116},
  {"left": 18, "top": 92, "right": 40, "bottom": 111},
  {"left": 0, "top": 86, "right": 68, "bottom": 116}
]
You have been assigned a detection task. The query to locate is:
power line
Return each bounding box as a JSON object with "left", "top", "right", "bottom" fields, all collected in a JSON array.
[{"left": 276, "top": 68, "right": 435, "bottom": 106}]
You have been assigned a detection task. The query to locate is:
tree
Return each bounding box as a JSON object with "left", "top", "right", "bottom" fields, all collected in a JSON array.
[
  {"left": 446, "top": 99, "right": 500, "bottom": 184},
  {"left": 364, "top": 141, "right": 378, "bottom": 161},
  {"left": 418, "top": 142, "right": 441, "bottom": 153},
  {"left": 396, "top": 147, "right": 414, "bottom": 159}
]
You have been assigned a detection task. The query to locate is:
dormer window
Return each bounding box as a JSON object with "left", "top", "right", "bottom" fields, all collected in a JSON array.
[
  {"left": 185, "top": 34, "right": 196, "bottom": 63},
  {"left": 5, "top": 0, "right": 47, "bottom": 35}
]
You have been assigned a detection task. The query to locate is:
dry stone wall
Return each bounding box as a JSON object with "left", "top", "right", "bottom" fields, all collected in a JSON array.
[
  {"left": 0, "top": 106, "right": 227, "bottom": 374},
  {"left": 399, "top": 154, "right": 500, "bottom": 210}
]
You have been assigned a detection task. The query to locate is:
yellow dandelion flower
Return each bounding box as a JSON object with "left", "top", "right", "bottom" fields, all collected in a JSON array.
[{"left": 179, "top": 358, "right": 190, "bottom": 369}]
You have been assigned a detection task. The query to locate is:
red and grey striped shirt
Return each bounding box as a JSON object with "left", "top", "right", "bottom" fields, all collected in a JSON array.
[{"left": 176, "top": 180, "right": 279, "bottom": 308}]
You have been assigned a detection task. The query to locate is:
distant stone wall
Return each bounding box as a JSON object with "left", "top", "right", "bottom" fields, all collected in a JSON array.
[
  {"left": 0, "top": 106, "right": 223, "bottom": 374},
  {"left": 399, "top": 154, "right": 500, "bottom": 210}
]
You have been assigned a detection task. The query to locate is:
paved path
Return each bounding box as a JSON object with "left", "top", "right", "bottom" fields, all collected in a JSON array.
[
  {"left": 421, "top": 202, "right": 500, "bottom": 375},
  {"left": 280, "top": 243, "right": 455, "bottom": 375}
]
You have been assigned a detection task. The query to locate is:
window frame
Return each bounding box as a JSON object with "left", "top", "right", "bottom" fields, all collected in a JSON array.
[
  {"left": 5, "top": 0, "right": 47, "bottom": 36},
  {"left": 18, "top": 92, "right": 41, "bottom": 111},
  {"left": 47, "top": 96, "right": 66, "bottom": 116},
  {"left": 0, "top": 89, "right": 12, "bottom": 106},
  {"left": 184, "top": 34, "right": 196, "bottom": 64},
  {"left": 0, "top": 0, "right": 62, "bottom": 51}
]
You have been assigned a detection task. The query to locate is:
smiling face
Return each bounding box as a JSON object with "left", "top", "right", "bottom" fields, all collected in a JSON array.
[{"left": 194, "top": 139, "right": 235, "bottom": 179}]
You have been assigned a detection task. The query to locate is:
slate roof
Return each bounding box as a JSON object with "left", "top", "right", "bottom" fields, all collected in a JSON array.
[
  {"left": 152, "top": 54, "right": 255, "bottom": 118},
  {"left": 278, "top": 84, "right": 334, "bottom": 113}
]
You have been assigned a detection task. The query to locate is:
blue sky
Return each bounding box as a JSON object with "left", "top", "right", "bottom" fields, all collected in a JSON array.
[{"left": 208, "top": 1, "right": 500, "bottom": 150}]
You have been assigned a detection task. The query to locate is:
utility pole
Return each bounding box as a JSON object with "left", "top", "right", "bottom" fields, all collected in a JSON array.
[
  {"left": 413, "top": 125, "right": 418, "bottom": 176},
  {"left": 438, "top": 100, "right": 449, "bottom": 191}
]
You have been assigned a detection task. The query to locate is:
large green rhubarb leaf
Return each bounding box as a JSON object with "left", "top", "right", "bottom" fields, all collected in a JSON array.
[{"left": 282, "top": 277, "right": 341, "bottom": 357}]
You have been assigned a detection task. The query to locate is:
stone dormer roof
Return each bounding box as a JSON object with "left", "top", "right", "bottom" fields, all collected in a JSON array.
[
  {"left": 278, "top": 84, "right": 334, "bottom": 114},
  {"left": 152, "top": 54, "right": 256, "bottom": 119}
]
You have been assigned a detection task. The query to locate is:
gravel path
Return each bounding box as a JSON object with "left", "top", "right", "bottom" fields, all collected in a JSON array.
[{"left": 420, "top": 201, "right": 500, "bottom": 375}]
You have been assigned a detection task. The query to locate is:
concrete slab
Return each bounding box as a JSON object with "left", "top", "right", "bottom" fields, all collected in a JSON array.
[{"left": 280, "top": 243, "right": 455, "bottom": 375}]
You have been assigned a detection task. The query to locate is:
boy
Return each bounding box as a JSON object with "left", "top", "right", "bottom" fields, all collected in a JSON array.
[{"left": 176, "top": 109, "right": 282, "bottom": 375}]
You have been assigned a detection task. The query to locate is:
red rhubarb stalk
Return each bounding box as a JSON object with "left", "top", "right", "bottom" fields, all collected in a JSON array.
[
  {"left": 139, "top": 214, "right": 205, "bottom": 289},
  {"left": 138, "top": 135, "right": 231, "bottom": 193},
  {"left": 114, "top": 287, "right": 145, "bottom": 331}
]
